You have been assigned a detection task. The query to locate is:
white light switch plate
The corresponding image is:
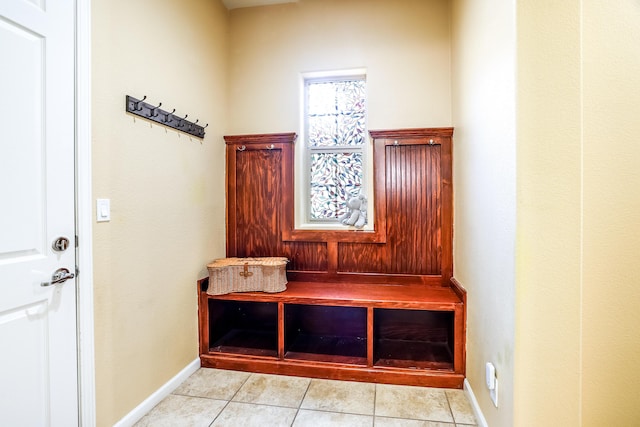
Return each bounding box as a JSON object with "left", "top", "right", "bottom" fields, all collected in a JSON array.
[{"left": 96, "top": 198, "right": 110, "bottom": 222}]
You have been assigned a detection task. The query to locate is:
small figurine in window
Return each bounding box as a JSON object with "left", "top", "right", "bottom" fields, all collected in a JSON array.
[{"left": 339, "top": 193, "right": 367, "bottom": 228}]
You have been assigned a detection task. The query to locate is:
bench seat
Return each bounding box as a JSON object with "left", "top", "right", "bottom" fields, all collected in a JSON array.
[{"left": 198, "top": 278, "right": 466, "bottom": 388}]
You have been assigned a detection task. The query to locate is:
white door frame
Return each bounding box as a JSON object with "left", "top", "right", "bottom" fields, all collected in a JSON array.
[{"left": 76, "top": 0, "right": 96, "bottom": 424}]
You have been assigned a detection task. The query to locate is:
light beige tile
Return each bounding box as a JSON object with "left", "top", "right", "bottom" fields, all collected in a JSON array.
[
  {"left": 173, "top": 368, "right": 250, "bottom": 400},
  {"left": 134, "top": 394, "right": 226, "bottom": 427},
  {"left": 211, "top": 401, "right": 297, "bottom": 427},
  {"left": 375, "top": 384, "right": 453, "bottom": 423},
  {"left": 423, "top": 422, "right": 456, "bottom": 427},
  {"left": 301, "top": 378, "right": 375, "bottom": 415},
  {"left": 374, "top": 418, "right": 455, "bottom": 427},
  {"left": 445, "top": 389, "right": 476, "bottom": 425},
  {"left": 294, "top": 409, "right": 374, "bottom": 427},
  {"left": 233, "top": 373, "right": 310, "bottom": 407},
  {"left": 374, "top": 416, "right": 428, "bottom": 426}
]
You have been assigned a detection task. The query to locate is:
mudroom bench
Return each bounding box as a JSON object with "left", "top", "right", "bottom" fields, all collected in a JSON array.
[
  {"left": 197, "top": 278, "right": 466, "bottom": 388},
  {"left": 201, "top": 128, "right": 465, "bottom": 388}
]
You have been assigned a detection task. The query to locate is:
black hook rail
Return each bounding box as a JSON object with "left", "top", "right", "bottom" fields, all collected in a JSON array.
[{"left": 125, "top": 95, "right": 207, "bottom": 139}]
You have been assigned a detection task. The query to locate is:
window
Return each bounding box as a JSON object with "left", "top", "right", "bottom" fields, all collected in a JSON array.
[{"left": 301, "top": 72, "right": 368, "bottom": 227}]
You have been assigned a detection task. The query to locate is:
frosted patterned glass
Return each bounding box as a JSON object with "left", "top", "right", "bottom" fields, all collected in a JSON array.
[
  {"left": 336, "top": 112, "right": 365, "bottom": 145},
  {"left": 307, "top": 80, "right": 365, "bottom": 147},
  {"left": 308, "top": 115, "right": 337, "bottom": 147},
  {"left": 309, "top": 152, "right": 363, "bottom": 220}
]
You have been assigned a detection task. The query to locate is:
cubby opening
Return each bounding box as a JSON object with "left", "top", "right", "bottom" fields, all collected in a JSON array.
[
  {"left": 285, "top": 304, "right": 367, "bottom": 365},
  {"left": 374, "top": 308, "right": 454, "bottom": 370},
  {"left": 208, "top": 300, "right": 278, "bottom": 357}
]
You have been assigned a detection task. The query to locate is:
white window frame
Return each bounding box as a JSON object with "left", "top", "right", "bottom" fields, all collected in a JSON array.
[{"left": 296, "top": 68, "right": 374, "bottom": 231}]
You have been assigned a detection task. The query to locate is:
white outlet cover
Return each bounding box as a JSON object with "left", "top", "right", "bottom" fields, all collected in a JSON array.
[
  {"left": 485, "top": 362, "right": 496, "bottom": 390},
  {"left": 490, "top": 378, "right": 499, "bottom": 407}
]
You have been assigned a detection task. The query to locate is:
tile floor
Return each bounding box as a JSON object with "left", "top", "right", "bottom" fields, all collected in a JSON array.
[{"left": 134, "top": 368, "right": 477, "bottom": 427}]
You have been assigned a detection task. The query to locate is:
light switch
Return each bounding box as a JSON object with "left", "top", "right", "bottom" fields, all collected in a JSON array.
[{"left": 96, "top": 198, "right": 110, "bottom": 222}]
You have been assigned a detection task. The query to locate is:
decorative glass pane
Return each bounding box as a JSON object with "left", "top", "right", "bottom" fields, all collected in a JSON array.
[
  {"left": 308, "top": 83, "right": 336, "bottom": 115},
  {"left": 336, "top": 112, "right": 365, "bottom": 145},
  {"left": 308, "top": 115, "right": 337, "bottom": 147},
  {"left": 307, "top": 79, "right": 365, "bottom": 147},
  {"left": 309, "top": 152, "right": 363, "bottom": 220},
  {"left": 336, "top": 81, "right": 365, "bottom": 114}
]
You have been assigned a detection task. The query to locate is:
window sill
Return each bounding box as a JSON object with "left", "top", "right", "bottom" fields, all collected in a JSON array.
[
  {"left": 281, "top": 227, "right": 386, "bottom": 244},
  {"left": 294, "top": 221, "right": 374, "bottom": 232}
]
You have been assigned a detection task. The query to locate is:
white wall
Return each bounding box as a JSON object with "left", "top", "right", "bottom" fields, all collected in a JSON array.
[{"left": 451, "top": 1, "right": 516, "bottom": 426}]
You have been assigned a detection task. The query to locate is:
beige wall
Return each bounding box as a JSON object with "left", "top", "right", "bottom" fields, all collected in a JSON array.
[
  {"left": 581, "top": 0, "right": 640, "bottom": 424},
  {"left": 516, "top": 0, "right": 640, "bottom": 425},
  {"left": 88, "top": 0, "right": 640, "bottom": 425},
  {"left": 227, "top": 0, "right": 452, "bottom": 134},
  {"left": 91, "top": 0, "right": 228, "bottom": 425},
  {"left": 515, "top": 0, "right": 583, "bottom": 425},
  {"left": 451, "top": 1, "right": 516, "bottom": 426},
  {"left": 455, "top": 0, "right": 640, "bottom": 425}
]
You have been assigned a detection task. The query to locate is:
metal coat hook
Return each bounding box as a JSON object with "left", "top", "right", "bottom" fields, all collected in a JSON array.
[
  {"left": 163, "top": 108, "right": 175, "bottom": 123},
  {"left": 149, "top": 102, "right": 162, "bottom": 117},
  {"left": 125, "top": 95, "right": 206, "bottom": 139},
  {"left": 135, "top": 95, "right": 147, "bottom": 111}
]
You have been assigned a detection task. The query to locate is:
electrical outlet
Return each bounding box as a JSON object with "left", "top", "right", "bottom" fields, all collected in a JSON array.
[
  {"left": 490, "top": 377, "right": 499, "bottom": 407},
  {"left": 486, "top": 362, "right": 498, "bottom": 407},
  {"left": 485, "top": 362, "right": 496, "bottom": 389}
]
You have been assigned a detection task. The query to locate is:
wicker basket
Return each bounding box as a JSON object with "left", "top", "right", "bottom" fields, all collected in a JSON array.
[{"left": 206, "top": 257, "right": 288, "bottom": 295}]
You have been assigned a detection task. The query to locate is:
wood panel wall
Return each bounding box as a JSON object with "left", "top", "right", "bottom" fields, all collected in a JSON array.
[{"left": 225, "top": 128, "right": 453, "bottom": 286}]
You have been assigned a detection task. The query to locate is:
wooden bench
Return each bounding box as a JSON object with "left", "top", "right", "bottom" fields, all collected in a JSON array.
[
  {"left": 198, "top": 278, "right": 466, "bottom": 388},
  {"left": 211, "top": 129, "right": 463, "bottom": 387}
]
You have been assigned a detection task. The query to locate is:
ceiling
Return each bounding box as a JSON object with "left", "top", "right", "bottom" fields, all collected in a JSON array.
[{"left": 222, "top": 0, "right": 298, "bottom": 10}]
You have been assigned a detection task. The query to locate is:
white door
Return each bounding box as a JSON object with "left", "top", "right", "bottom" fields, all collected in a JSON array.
[{"left": 0, "top": 0, "right": 78, "bottom": 426}]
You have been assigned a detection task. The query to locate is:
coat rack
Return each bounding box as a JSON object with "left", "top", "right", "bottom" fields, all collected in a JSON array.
[{"left": 125, "top": 95, "right": 207, "bottom": 139}]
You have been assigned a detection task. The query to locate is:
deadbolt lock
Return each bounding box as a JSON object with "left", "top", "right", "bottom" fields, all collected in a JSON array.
[{"left": 52, "top": 237, "right": 70, "bottom": 252}]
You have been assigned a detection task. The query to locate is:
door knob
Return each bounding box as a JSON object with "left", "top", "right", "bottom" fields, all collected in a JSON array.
[
  {"left": 41, "top": 268, "right": 75, "bottom": 287},
  {"left": 52, "top": 236, "right": 70, "bottom": 252}
]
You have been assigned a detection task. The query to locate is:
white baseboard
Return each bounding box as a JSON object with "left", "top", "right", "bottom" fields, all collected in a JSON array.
[
  {"left": 114, "top": 358, "right": 201, "bottom": 427},
  {"left": 464, "top": 378, "right": 489, "bottom": 427}
]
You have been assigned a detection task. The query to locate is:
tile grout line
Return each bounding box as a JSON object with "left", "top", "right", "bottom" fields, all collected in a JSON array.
[
  {"left": 290, "top": 378, "right": 313, "bottom": 426},
  {"left": 444, "top": 389, "right": 457, "bottom": 425},
  {"left": 207, "top": 370, "right": 254, "bottom": 427},
  {"left": 291, "top": 407, "right": 376, "bottom": 417},
  {"left": 373, "top": 383, "right": 378, "bottom": 425}
]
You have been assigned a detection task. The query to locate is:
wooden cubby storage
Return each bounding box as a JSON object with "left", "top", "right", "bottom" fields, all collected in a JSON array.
[
  {"left": 199, "top": 129, "right": 466, "bottom": 388},
  {"left": 374, "top": 308, "right": 454, "bottom": 370},
  {"left": 285, "top": 304, "right": 367, "bottom": 365},
  {"left": 208, "top": 300, "right": 278, "bottom": 358},
  {"left": 198, "top": 279, "right": 466, "bottom": 388}
]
